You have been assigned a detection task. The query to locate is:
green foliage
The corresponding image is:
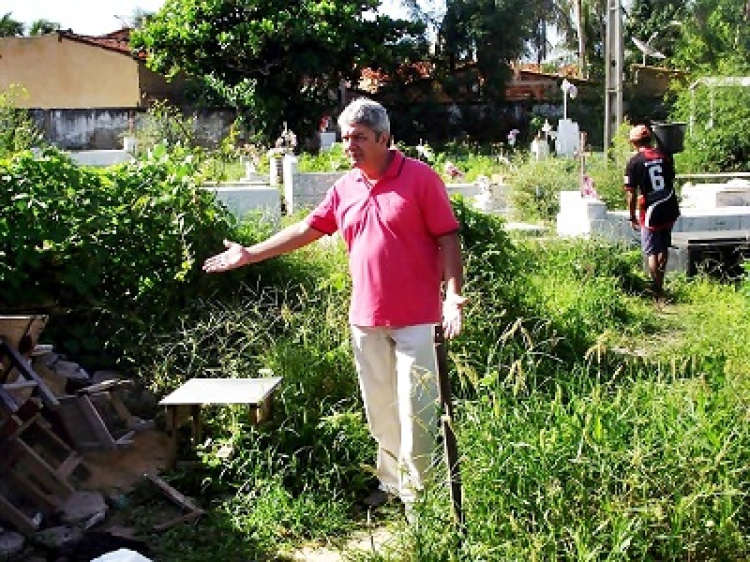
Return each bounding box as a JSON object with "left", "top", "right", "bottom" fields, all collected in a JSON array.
[
  {"left": 0, "top": 86, "right": 44, "bottom": 156},
  {"left": 452, "top": 361, "right": 750, "bottom": 560},
  {"left": 520, "top": 237, "right": 648, "bottom": 358},
  {"left": 131, "top": 0, "right": 427, "bottom": 143},
  {"left": 587, "top": 123, "right": 639, "bottom": 210},
  {"left": 133, "top": 202, "right": 750, "bottom": 560},
  {"left": 624, "top": 0, "right": 685, "bottom": 69},
  {"left": 28, "top": 19, "right": 61, "bottom": 35},
  {"left": 0, "top": 145, "right": 235, "bottom": 364},
  {"left": 296, "top": 143, "right": 350, "bottom": 173},
  {"left": 670, "top": 0, "right": 750, "bottom": 71},
  {"left": 505, "top": 124, "right": 636, "bottom": 222},
  {"left": 0, "top": 12, "right": 23, "bottom": 37},
  {"left": 671, "top": 72, "right": 750, "bottom": 173},
  {"left": 132, "top": 102, "right": 255, "bottom": 183},
  {"left": 437, "top": 0, "right": 537, "bottom": 102},
  {"left": 413, "top": 142, "right": 505, "bottom": 183},
  {"left": 506, "top": 155, "right": 577, "bottom": 222},
  {"left": 8, "top": 139, "right": 750, "bottom": 558},
  {"left": 133, "top": 100, "right": 198, "bottom": 153}
]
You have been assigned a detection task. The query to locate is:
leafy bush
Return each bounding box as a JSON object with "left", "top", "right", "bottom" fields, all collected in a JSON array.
[
  {"left": 0, "top": 85, "right": 44, "bottom": 157},
  {"left": 671, "top": 70, "right": 750, "bottom": 173},
  {"left": 296, "top": 142, "right": 350, "bottom": 172},
  {"left": 587, "top": 123, "right": 638, "bottom": 210},
  {"left": 505, "top": 155, "right": 578, "bottom": 221},
  {"left": 505, "top": 123, "right": 637, "bottom": 222},
  {"left": 0, "top": 145, "right": 235, "bottom": 363}
]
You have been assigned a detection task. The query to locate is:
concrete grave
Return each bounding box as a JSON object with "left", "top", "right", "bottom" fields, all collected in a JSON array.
[{"left": 556, "top": 174, "right": 750, "bottom": 275}]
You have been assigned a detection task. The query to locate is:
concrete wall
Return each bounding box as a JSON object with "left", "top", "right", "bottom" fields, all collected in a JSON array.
[
  {"left": 205, "top": 182, "right": 282, "bottom": 223},
  {"left": 28, "top": 107, "right": 236, "bottom": 150},
  {"left": 280, "top": 155, "right": 482, "bottom": 214},
  {"left": 0, "top": 34, "right": 141, "bottom": 109},
  {"left": 556, "top": 187, "right": 750, "bottom": 244}
]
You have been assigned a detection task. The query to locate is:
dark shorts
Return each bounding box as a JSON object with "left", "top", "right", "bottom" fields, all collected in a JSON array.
[{"left": 641, "top": 227, "right": 672, "bottom": 255}]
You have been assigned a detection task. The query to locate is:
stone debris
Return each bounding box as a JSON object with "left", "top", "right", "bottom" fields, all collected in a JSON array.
[
  {"left": 0, "top": 529, "right": 25, "bottom": 559},
  {"left": 34, "top": 525, "right": 84, "bottom": 549},
  {"left": 0, "top": 315, "right": 167, "bottom": 560},
  {"left": 59, "top": 491, "right": 108, "bottom": 526},
  {"left": 35, "top": 352, "right": 91, "bottom": 382}
]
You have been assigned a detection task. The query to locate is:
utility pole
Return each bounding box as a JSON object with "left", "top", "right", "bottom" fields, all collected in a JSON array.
[{"left": 604, "top": 0, "right": 624, "bottom": 150}]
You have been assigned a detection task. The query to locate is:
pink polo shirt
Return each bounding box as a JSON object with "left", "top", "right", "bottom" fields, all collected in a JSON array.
[{"left": 306, "top": 150, "right": 460, "bottom": 327}]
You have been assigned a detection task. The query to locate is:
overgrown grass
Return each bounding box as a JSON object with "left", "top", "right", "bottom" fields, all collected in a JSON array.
[{"left": 116, "top": 200, "right": 750, "bottom": 561}]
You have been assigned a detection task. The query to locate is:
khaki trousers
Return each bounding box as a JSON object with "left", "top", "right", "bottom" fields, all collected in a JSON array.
[{"left": 351, "top": 323, "right": 439, "bottom": 504}]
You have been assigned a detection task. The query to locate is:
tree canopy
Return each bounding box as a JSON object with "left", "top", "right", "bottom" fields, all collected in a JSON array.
[
  {"left": 671, "top": 0, "right": 750, "bottom": 71},
  {"left": 28, "top": 19, "right": 61, "bottom": 36},
  {"left": 0, "top": 12, "right": 24, "bottom": 37},
  {"left": 131, "top": 0, "right": 427, "bottom": 143},
  {"left": 435, "top": 0, "right": 537, "bottom": 101}
]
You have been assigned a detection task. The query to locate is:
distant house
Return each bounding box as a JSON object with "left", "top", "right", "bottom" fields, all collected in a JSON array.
[
  {"left": 0, "top": 29, "right": 232, "bottom": 150},
  {"left": 346, "top": 61, "right": 595, "bottom": 144},
  {"left": 354, "top": 62, "right": 592, "bottom": 104}
]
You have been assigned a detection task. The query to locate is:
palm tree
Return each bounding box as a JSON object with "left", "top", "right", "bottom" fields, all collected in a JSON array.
[
  {"left": 573, "top": 0, "right": 586, "bottom": 76},
  {"left": 0, "top": 12, "right": 24, "bottom": 37},
  {"left": 528, "top": 0, "right": 574, "bottom": 66},
  {"left": 552, "top": 0, "right": 608, "bottom": 78}
]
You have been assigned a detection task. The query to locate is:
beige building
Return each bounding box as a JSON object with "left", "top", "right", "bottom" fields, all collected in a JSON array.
[
  {"left": 0, "top": 29, "right": 185, "bottom": 109},
  {"left": 0, "top": 30, "right": 235, "bottom": 150}
]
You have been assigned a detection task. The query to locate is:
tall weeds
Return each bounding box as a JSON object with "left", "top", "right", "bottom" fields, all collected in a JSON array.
[{"left": 131, "top": 204, "right": 750, "bottom": 560}]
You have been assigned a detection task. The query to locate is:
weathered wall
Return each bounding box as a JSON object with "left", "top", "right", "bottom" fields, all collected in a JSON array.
[
  {"left": 29, "top": 107, "right": 237, "bottom": 150},
  {"left": 138, "top": 65, "right": 190, "bottom": 106},
  {"left": 0, "top": 35, "right": 141, "bottom": 108}
]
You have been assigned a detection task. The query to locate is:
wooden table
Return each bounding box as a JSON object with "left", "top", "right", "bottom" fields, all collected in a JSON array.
[{"left": 159, "top": 377, "right": 282, "bottom": 450}]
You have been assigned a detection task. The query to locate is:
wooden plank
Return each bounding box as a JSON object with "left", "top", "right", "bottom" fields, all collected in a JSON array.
[
  {"left": 0, "top": 494, "right": 39, "bottom": 535},
  {"left": 0, "top": 385, "right": 19, "bottom": 413},
  {"left": 0, "top": 338, "right": 59, "bottom": 407},
  {"left": 144, "top": 472, "right": 204, "bottom": 531},
  {"left": 74, "top": 396, "right": 118, "bottom": 451},
  {"left": 56, "top": 395, "right": 118, "bottom": 451}
]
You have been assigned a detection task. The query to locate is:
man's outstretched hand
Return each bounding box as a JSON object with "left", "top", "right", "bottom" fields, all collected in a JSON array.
[{"left": 203, "top": 240, "right": 248, "bottom": 273}]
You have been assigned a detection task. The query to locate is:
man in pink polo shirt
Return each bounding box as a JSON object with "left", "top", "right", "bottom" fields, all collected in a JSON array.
[{"left": 203, "top": 98, "right": 466, "bottom": 518}]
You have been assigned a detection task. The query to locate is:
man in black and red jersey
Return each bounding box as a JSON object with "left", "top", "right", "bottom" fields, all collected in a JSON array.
[{"left": 624, "top": 124, "right": 681, "bottom": 298}]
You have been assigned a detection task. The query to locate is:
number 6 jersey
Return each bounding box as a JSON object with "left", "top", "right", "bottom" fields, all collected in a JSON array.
[{"left": 624, "top": 147, "right": 681, "bottom": 230}]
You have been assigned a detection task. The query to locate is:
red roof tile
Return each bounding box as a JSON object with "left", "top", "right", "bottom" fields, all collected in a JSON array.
[{"left": 57, "top": 28, "right": 145, "bottom": 59}]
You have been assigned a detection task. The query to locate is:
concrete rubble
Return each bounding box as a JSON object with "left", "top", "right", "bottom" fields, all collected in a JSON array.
[{"left": 0, "top": 315, "right": 179, "bottom": 560}]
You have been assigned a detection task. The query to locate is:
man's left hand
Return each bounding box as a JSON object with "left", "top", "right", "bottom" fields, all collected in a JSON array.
[{"left": 442, "top": 293, "right": 468, "bottom": 340}]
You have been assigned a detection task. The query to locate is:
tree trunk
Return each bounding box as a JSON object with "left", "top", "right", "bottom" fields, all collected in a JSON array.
[{"left": 574, "top": 0, "right": 587, "bottom": 78}]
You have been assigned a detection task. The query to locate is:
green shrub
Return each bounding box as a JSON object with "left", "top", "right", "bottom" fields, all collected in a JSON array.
[
  {"left": 671, "top": 69, "right": 750, "bottom": 173},
  {"left": 505, "top": 124, "right": 638, "bottom": 222},
  {"left": 297, "top": 142, "right": 350, "bottom": 172},
  {"left": 0, "top": 145, "right": 236, "bottom": 364},
  {"left": 0, "top": 85, "right": 44, "bottom": 157},
  {"left": 505, "top": 155, "right": 578, "bottom": 222},
  {"left": 587, "top": 123, "right": 637, "bottom": 211}
]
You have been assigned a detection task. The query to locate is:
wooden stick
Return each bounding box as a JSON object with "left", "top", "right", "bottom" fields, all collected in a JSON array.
[{"left": 434, "top": 325, "right": 465, "bottom": 530}]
